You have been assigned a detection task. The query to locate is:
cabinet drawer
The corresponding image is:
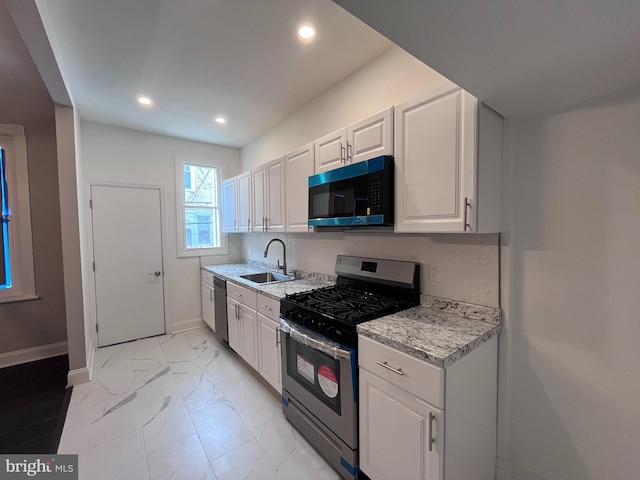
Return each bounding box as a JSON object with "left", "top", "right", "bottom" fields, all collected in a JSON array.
[
  {"left": 227, "top": 281, "right": 257, "bottom": 309},
  {"left": 358, "top": 335, "right": 444, "bottom": 409},
  {"left": 201, "top": 269, "right": 214, "bottom": 286},
  {"left": 257, "top": 293, "right": 280, "bottom": 321}
]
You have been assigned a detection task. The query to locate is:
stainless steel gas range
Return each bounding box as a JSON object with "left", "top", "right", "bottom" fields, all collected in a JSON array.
[{"left": 279, "top": 256, "right": 420, "bottom": 479}]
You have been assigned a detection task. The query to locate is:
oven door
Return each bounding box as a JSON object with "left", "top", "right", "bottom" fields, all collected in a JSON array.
[{"left": 280, "top": 321, "right": 357, "bottom": 449}]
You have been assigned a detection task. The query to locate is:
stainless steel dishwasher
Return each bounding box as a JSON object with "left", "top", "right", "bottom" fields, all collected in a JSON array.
[{"left": 213, "top": 276, "right": 228, "bottom": 343}]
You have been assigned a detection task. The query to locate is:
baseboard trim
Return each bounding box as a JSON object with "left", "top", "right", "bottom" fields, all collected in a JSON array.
[
  {"left": 0, "top": 341, "right": 68, "bottom": 369},
  {"left": 67, "top": 366, "right": 91, "bottom": 386},
  {"left": 172, "top": 317, "right": 206, "bottom": 333}
]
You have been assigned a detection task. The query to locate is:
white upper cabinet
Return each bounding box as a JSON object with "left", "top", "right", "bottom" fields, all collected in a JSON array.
[
  {"left": 237, "top": 170, "right": 252, "bottom": 232},
  {"left": 314, "top": 107, "right": 393, "bottom": 174},
  {"left": 251, "top": 156, "right": 286, "bottom": 233},
  {"left": 251, "top": 165, "right": 267, "bottom": 232},
  {"left": 348, "top": 107, "right": 393, "bottom": 164},
  {"left": 314, "top": 127, "right": 347, "bottom": 173},
  {"left": 285, "top": 142, "right": 314, "bottom": 233},
  {"left": 394, "top": 86, "right": 502, "bottom": 233},
  {"left": 265, "top": 156, "right": 286, "bottom": 232},
  {"left": 221, "top": 177, "right": 237, "bottom": 233}
]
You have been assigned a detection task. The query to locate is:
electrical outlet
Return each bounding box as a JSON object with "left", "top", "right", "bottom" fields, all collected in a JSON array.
[{"left": 429, "top": 262, "right": 442, "bottom": 283}]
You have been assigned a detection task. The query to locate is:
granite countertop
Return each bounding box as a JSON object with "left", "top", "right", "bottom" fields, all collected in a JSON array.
[
  {"left": 357, "top": 297, "right": 501, "bottom": 369},
  {"left": 205, "top": 263, "right": 501, "bottom": 368},
  {"left": 203, "top": 263, "right": 334, "bottom": 301}
]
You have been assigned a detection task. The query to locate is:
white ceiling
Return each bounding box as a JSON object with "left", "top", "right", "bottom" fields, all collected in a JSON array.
[
  {"left": 34, "top": 0, "right": 392, "bottom": 148},
  {"left": 334, "top": 0, "right": 640, "bottom": 118}
]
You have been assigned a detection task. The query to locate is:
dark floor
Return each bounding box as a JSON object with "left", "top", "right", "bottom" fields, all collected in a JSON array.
[{"left": 0, "top": 354, "right": 72, "bottom": 454}]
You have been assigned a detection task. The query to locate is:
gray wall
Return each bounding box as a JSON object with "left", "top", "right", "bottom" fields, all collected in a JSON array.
[
  {"left": 499, "top": 91, "right": 640, "bottom": 479},
  {"left": 0, "top": 0, "right": 67, "bottom": 356}
]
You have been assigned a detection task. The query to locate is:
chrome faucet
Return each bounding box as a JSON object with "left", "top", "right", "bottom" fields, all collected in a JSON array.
[{"left": 263, "top": 238, "right": 288, "bottom": 276}]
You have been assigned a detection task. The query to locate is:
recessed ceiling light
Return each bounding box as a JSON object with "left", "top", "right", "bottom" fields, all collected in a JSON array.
[
  {"left": 214, "top": 116, "right": 227, "bottom": 125},
  {"left": 298, "top": 24, "right": 315, "bottom": 41},
  {"left": 137, "top": 95, "right": 153, "bottom": 106}
]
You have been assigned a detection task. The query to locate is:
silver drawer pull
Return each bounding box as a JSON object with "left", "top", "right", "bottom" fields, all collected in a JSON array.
[
  {"left": 376, "top": 361, "right": 403, "bottom": 376},
  {"left": 261, "top": 304, "right": 272, "bottom": 311},
  {"left": 233, "top": 292, "right": 242, "bottom": 297}
]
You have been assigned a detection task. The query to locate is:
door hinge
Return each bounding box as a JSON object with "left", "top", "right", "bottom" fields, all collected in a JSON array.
[
  {"left": 95, "top": 323, "right": 98, "bottom": 333},
  {"left": 92, "top": 261, "right": 95, "bottom": 272},
  {"left": 89, "top": 199, "right": 93, "bottom": 209}
]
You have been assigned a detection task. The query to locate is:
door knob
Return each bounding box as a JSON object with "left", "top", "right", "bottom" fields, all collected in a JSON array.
[{"left": 148, "top": 271, "right": 161, "bottom": 276}]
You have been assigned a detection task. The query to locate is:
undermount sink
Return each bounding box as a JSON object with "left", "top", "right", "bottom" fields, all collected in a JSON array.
[{"left": 239, "top": 271, "right": 294, "bottom": 285}]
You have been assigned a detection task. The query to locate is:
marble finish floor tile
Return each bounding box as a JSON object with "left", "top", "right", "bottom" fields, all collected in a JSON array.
[{"left": 58, "top": 327, "right": 339, "bottom": 479}]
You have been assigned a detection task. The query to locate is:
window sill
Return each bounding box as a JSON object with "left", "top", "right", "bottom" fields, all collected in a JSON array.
[{"left": 0, "top": 293, "right": 40, "bottom": 305}]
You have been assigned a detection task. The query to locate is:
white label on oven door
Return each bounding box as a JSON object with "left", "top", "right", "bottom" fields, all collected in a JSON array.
[
  {"left": 318, "top": 365, "right": 339, "bottom": 398},
  {"left": 297, "top": 354, "right": 315, "bottom": 384}
]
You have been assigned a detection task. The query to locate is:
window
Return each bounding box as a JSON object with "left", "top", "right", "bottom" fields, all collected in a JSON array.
[
  {"left": 176, "top": 157, "right": 225, "bottom": 256},
  {"left": 0, "top": 125, "right": 36, "bottom": 302}
]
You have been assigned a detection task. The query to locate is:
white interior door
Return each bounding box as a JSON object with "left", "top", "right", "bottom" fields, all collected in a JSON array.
[{"left": 91, "top": 185, "right": 165, "bottom": 347}]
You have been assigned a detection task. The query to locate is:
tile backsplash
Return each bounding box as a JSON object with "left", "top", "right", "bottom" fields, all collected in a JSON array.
[{"left": 240, "top": 231, "right": 500, "bottom": 308}]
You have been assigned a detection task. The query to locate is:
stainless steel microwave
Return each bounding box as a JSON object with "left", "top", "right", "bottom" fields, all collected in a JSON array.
[{"left": 308, "top": 155, "right": 394, "bottom": 228}]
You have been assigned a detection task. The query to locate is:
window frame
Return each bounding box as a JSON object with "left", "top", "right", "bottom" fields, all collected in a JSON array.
[
  {"left": 175, "top": 156, "right": 226, "bottom": 257},
  {"left": 0, "top": 125, "right": 37, "bottom": 303}
]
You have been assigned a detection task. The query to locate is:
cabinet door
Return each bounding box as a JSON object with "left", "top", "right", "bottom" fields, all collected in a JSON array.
[
  {"left": 285, "top": 143, "right": 314, "bottom": 233},
  {"left": 394, "top": 85, "right": 477, "bottom": 233},
  {"left": 314, "top": 127, "right": 347, "bottom": 173},
  {"left": 227, "top": 297, "right": 241, "bottom": 354},
  {"left": 360, "top": 368, "right": 443, "bottom": 480},
  {"left": 237, "top": 171, "right": 252, "bottom": 232},
  {"left": 240, "top": 305, "right": 258, "bottom": 370},
  {"left": 221, "top": 177, "right": 237, "bottom": 232},
  {"left": 251, "top": 165, "right": 266, "bottom": 232},
  {"left": 201, "top": 283, "right": 215, "bottom": 331},
  {"left": 258, "top": 312, "right": 281, "bottom": 392},
  {"left": 265, "top": 156, "right": 286, "bottom": 232},
  {"left": 347, "top": 107, "right": 393, "bottom": 165}
]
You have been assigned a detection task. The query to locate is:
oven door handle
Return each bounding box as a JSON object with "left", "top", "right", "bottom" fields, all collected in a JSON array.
[{"left": 280, "top": 318, "right": 353, "bottom": 360}]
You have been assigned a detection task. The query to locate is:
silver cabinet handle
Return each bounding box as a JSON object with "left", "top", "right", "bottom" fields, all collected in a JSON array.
[
  {"left": 235, "top": 303, "right": 240, "bottom": 320},
  {"left": 209, "top": 289, "right": 213, "bottom": 301},
  {"left": 463, "top": 197, "right": 471, "bottom": 232},
  {"left": 375, "top": 361, "right": 403, "bottom": 376},
  {"left": 428, "top": 412, "right": 436, "bottom": 452},
  {"left": 347, "top": 142, "right": 352, "bottom": 163},
  {"left": 275, "top": 327, "right": 280, "bottom": 347},
  {"left": 148, "top": 271, "right": 161, "bottom": 277},
  {"left": 340, "top": 142, "right": 346, "bottom": 163},
  {"left": 261, "top": 304, "right": 272, "bottom": 311},
  {"left": 233, "top": 292, "right": 242, "bottom": 297}
]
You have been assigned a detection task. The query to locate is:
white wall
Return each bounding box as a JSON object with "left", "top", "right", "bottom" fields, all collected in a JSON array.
[
  {"left": 80, "top": 121, "right": 242, "bottom": 332},
  {"left": 241, "top": 46, "right": 455, "bottom": 169},
  {"left": 499, "top": 92, "right": 640, "bottom": 479}
]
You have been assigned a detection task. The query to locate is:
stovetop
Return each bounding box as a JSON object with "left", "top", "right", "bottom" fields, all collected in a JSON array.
[
  {"left": 283, "top": 284, "right": 409, "bottom": 324},
  {"left": 280, "top": 256, "right": 420, "bottom": 347}
]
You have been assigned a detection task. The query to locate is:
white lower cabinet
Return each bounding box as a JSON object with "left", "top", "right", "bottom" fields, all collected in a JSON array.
[
  {"left": 359, "top": 334, "right": 498, "bottom": 480},
  {"left": 360, "top": 368, "right": 442, "bottom": 480},
  {"left": 226, "top": 285, "right": 282, "bottom": 393},
  {"left": 257, "top": 313, "right": 281, "bottom": 392},
  {"left": 226, "top": 282, "right": 258, "bottom": 370},
  {"left": 257, "top": 293, "right": 282, "bottom": 392},
  {"left": 201, "top": 282, "right": 215, "bottom": 331}
]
